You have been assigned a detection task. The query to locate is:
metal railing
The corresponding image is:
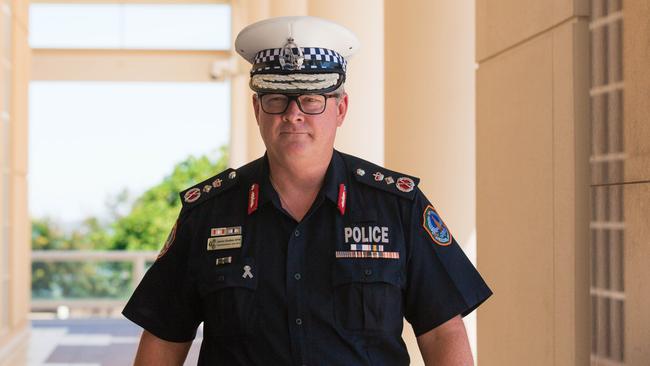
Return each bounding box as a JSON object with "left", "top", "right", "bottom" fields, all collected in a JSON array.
[{"left": 31, "top": 250, "right": 157, "bottom": 314}]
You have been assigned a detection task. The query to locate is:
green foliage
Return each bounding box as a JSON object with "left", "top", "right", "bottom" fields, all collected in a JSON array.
[
  {"left": 110, "top": 149, "right": 228, "bottom": 251},
  {"left": 32, "top": 262, "right": 132, "bottom": 300},
  {"left": 31, "top": 148, "right": 229, "bottom": 300}
]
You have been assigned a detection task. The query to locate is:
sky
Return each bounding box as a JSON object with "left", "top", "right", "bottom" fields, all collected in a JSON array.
[
  {"left": 27, "top": 4, "right": 233, "bottom": 226},
  {"left": 29, "top": 81, "right": 230, "bottom": 225}
]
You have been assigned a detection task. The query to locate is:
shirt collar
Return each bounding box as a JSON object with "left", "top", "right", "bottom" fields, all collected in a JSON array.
[
  {"left": 248, "top": 150, "right": 348, "bottom": 214},
  {"left": 321, "top": 150, "right": 348, "bottom": 206}
]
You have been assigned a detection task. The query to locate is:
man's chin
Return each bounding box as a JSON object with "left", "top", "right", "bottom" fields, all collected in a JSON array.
[{"left": 275, "top": 143, "right": 316, "bottom": 159}]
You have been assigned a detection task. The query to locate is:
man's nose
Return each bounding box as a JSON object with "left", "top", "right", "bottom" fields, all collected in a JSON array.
[{"left": 282, "top": 99, "right": 304, "bottom": 121}]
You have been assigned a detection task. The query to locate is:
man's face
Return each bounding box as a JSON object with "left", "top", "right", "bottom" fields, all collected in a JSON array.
[{"left": 252, "top": 92, "right": 348, "bottom": 162}]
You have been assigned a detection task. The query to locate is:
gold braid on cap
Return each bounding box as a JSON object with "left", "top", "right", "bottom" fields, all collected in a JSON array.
[{"left": 251, "top": 73, "right": 340, "bottom": 91}]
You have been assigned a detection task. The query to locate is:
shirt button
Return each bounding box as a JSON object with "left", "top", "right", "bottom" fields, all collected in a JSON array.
[
  {"left": 294, "top": 229, "right": 300, "bottom": 237},
  {"left": 364, "top": 269, "right": 373, "bottom": 276},
  {"left": 295, "top": 318, "right": 303, "bottom": 325},
  {"left": 294, "top": 273, "right": 302, "bottom": 280}
]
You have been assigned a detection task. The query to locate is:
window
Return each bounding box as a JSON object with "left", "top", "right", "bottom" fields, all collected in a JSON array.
[
  {"left": 29, "top": 4, "right": 231, "bottom": 50},
  {"left": 589, "top": 0, "right": 624, "bottom": 365},
  {"left": 29, "top": 81, "right": 230, "bottom": 223}
]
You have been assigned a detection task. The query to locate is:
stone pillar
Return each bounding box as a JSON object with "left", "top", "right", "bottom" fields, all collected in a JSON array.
[
  {"left": 308, "top": 0, "right": 384, "bottom": 164},
  {"left": 384, "top": 0, "right": 476, "bottom": 364},
  {"left": 0, "top": 0, "right": 32, "bottom": 363},
  {"left": 623, "top": 1, "right": 650, "bottom": 365},
  {"left": 229, "top": 0, "right": 308, "bottom": 168}
]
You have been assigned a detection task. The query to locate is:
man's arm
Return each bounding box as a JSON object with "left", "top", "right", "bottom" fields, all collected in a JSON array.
[
  {"left": 133, "top": 330, "right": 192, "bottom": 366},
  {"left": 416, "top": 315, "right": 474, "bottom": 366}
]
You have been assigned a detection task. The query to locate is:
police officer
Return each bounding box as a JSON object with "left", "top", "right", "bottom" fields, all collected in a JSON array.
[{"left": 123, "top": 16, "right": 492, "bottom": 366}]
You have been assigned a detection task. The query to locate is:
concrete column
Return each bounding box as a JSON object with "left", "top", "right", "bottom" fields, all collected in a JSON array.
[
  {"left": 229, "top": 0, "right": 308, "bottom": 168},
  {"left": 308, "top": 0, "right": 384, "bottom": 165},
  {"left": 384, "top": 0, "right": 476, "bottom": 364},
  {"left": 229, "top": 0, "right": 269, "bottom": 168},
  {"left": 623, "top": 1, "right": 650, "bottom": 365},
  {"left": 0, "top": 0, "right": 31, "bottom": 362}
]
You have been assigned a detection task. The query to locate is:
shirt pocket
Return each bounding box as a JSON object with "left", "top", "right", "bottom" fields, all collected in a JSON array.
[
  {"left": 332, "top": 261, "right": 403, "bottom": 334},
  {"left": 198, "top": 257, "right": 259, "bottom": 337}
]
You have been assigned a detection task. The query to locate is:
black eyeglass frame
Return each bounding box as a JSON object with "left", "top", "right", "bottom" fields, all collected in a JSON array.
[{"left": 257, "top": 93, "right": 340, "bottom": 115}]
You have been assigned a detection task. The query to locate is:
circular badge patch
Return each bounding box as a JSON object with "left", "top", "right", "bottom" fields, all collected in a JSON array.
[
  {"left": 422, "top": 205, "right": 451, "bottom": 246},
  {"left": 396, "top": 177, "right": 415, "bottom": 192},
  {"left": 157, "top": 221, "right": 178, "bottom": 259},
  {"left": 183, "top": 187, "right": 201, "bottom": 203}
]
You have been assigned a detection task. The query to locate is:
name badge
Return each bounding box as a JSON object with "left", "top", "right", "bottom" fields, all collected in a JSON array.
[{"left": 207, "top": 235, "right": 242, "bottom": 250}]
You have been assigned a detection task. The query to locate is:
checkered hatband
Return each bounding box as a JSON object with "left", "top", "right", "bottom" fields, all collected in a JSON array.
[
  {"left": 249, "top": 47, "right": 348, "bottom": 93},
  {"left": 252, "top": 47, "right": 348, "bottom": 73}
]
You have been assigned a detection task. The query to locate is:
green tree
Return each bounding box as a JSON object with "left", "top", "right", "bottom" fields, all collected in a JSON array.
[
  {"left": 31, "top": 148, "right": 229, "bottom": 299},
  {"left": 31, "top": 217, "right": 128, "bottom": 298},
  {"left": 110, "top": 148, "right": 229, "bottom": 251}
]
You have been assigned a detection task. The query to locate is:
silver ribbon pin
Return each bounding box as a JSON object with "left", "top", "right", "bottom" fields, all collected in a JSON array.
[{"left": 242, "top": 265, "right": 253, "bottom": 279}]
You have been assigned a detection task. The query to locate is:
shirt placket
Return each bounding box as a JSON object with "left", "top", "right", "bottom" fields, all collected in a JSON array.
[{"left": 284, "top": 197, "right": 325, "bottom": 366}]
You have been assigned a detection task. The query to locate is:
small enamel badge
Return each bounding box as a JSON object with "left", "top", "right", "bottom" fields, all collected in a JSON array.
[
  {"left": 183, "top": 188, "right": 201, "bottom": 203},
  {"left": 373, "top": 172, "right": 384, "bottom": 181},
  {"left": 203, "top": 184, "right": 212, "bottom": 193},
  {"left": 212, "top": 178, "right": 222, "bottom": 188},
  {"left": 356, "top": 168, "right": 365, "bottom": 176},
  {"left": 422, "top": 205, "right": 452, "bottom": 246},
  {"left": 396, "top": 177, "right": 415, "bottom": 193},
  {"left": 385, "top": 176, "right": 394, "bottom": 185}
]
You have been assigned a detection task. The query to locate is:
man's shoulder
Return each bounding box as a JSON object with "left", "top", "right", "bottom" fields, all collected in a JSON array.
[
  {"left": 338, "top": 151, "right": 420, "bottom": 201},
  {"left": 177, "top": 157, "right": 262, "bottom": 215}
]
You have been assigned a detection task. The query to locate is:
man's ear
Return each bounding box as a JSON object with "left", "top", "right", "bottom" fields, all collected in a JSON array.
[
  {"left": 252, "top": 94, "right": 261, "bottom": 125},
  {"left": 336, "top": 93, "right": 349, "bottom": 127}
]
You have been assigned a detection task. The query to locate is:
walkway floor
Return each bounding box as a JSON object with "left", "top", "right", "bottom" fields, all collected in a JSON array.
[{"left": 29, "top": 318, "right": 202, "bottom": 366}]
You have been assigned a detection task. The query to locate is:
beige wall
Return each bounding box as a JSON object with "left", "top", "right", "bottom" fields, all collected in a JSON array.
[
  {"left": 0, "top": 0, "right": 31, "bottom": 363},
  {"left": 624, "top": 1, "right": 650, "bottom": 365},
  {"left": 476, "top": 0, "right": 591, "bottom": 365}
]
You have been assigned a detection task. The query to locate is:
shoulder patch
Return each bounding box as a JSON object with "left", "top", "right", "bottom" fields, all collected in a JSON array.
[
  {"left": 339, "top": 152, "right": 420, "bottom": 200},
  {"left": 422, "top": 205, "right": 452, "bottom": 246},
  {"left": 179, "top": 168, "right": 239, "bottom": 213},
  {"left": 156, "top": 219, "right": 178, "bottom": 259}
]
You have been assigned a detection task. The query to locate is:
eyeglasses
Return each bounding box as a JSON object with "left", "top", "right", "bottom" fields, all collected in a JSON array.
[{"left": 258, "top": 93, "right": 339, "bottom": 115}]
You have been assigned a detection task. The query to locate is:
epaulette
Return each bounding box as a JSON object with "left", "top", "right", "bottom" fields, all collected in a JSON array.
[
  {"left": 178, "top": 167, "right": 239, "bottom": 213},
  {"left": 340, "top": 152, "right": 420, "bottom": 200}
]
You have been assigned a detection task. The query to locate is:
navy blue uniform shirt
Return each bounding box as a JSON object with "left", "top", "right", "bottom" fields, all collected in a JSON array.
[{"left": 122, "top": 150, "right": 492, "bottom": 366}]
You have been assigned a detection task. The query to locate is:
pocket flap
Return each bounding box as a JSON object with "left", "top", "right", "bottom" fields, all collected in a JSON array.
[
  {"left": 199, "top": 257, "right": 258, "bottom": 296},
  {"left": 332, "top": 262, "right": 402, "bottom": 288}
]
